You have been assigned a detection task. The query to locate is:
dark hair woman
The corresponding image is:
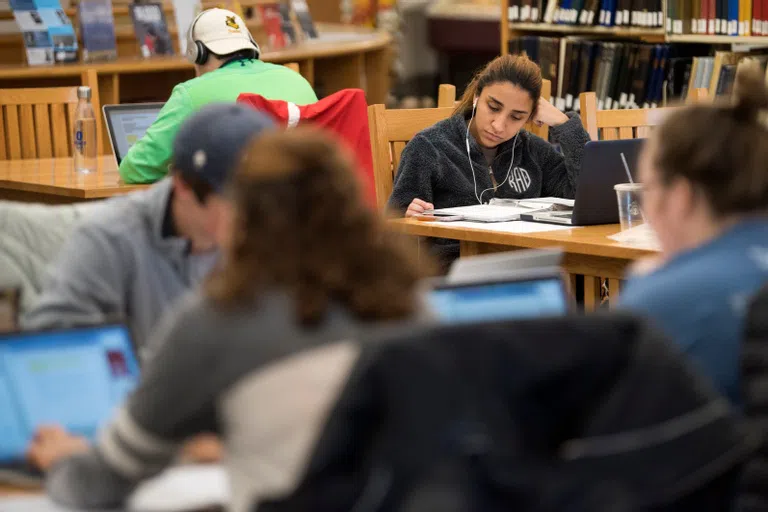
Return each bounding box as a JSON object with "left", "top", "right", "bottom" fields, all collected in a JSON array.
[{"left": 387, "top": 54, "right": 591, "bottom": 263}]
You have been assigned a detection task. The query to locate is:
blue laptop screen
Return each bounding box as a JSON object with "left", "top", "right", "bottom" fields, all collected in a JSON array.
[
  {"left": 0, "top": 325, "right": 139, "bottom": 462},
  {"left": 429, "top": 278, "right": 567, "bottom": 323}
]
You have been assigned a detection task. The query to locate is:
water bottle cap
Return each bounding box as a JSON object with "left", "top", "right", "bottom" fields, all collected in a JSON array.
[{"left": 77, "top": 86, "right": 91, "bottom": 100}]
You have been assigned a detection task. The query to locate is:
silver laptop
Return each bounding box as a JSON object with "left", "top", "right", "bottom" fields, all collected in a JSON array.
[
  {"left": 428, "top": 264, "right": 570, "bottom": 324},
  {"left": 447, "top": 248, "right": 564, "bottom": 284},
  {"left": 103, "top": 103, "right": 164, "bottom": 164}
]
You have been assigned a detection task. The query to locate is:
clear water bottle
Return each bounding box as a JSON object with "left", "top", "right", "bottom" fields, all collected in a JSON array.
[{"left": 73, "top": 86, "right": 97, "bottom": 174}]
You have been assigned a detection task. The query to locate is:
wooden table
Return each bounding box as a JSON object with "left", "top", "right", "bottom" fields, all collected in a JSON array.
[
  {"left": 0, "top": 156, "right": 147, "bottom": 203},
  {"left": 0, "top": 24, "right": 392, "bottom": 107},
  {"left": 389, "top": 218, "right": 659, "bottom": 309}
]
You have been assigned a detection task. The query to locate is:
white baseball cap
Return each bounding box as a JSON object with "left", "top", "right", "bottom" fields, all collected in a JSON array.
[{"left": 190, "top": 8, "right": 258, "bottom": 56}]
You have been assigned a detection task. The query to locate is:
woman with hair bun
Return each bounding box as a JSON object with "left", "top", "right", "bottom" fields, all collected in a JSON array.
[{"left": 621, "top": 61, "right": 768, "bottom": 404}]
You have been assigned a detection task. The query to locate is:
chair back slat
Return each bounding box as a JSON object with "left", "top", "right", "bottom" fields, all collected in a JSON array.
[
  {"left": 0, "top": 108, "right": 6, "bottom": 160},
  {"left": 0, "top": 85, "right": 100, "bottom": 160},
  {"left": 437, "top": 84, "right": 457, "bottom": 108},
  {"left": 50, "top": 104, "right": 70, "bottom": 158},
  {"left": 34, "top": 104, "right": 53, "bottom": 159},
  {"left": 580, "top": 88, "right": 709, "bottom": 141},
  {"left": 5, "top": 106, "right": 22, "bottom": 159},
  {"left": 368, "top": 104, "right": 455, "bottom": 208},
  {"left": 19, "top": 104, "right": 37, "bottom": 159}
]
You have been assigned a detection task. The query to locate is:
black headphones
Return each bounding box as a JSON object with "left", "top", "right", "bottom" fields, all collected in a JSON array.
[{"left": 186, "top": 10, "right": 260, "bottom": 66}]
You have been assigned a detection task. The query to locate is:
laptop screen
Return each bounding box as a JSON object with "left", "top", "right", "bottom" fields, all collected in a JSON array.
[
  {"left": 0, "top": 325, "right": 139, "bottom": 463},
  {"left": 104, "top": 104, "right": 163, "bottom": 163},
  {"left": 428, "top": 277, "right": 568, "bottom": 323}
]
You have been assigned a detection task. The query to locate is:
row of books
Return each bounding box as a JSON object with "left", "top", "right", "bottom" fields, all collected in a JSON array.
[
  {"left": 667, "top": 0, "right": 768, "bottom": 35},
  {"left": 685, "top": 52, "right": 768, "bottom": 96},
  {"left": 10, "top": 0, "right": 319, "bottom": 65},
  {"left": 508, "top": 0, "right": 664, "bottom": 27},
  {"left": 509, "top": 36, "right": 729, "bottom": 111}
]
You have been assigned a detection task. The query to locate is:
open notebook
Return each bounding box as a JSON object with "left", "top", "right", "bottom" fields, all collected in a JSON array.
[{"left": 426, "top": 198, "right": 573, "bottom": 223}]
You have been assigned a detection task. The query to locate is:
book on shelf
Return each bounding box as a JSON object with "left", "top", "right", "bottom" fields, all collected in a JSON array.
[
  {"left": 257, "top": 4, "right": 287, "bottom": 50},
  {"left": 130, "top": 1, "right": 174, "bottom": 57},
  {"left": 510, "top": 0, "right": 663, "bottom": 27},
  {"left": 171, "top": 0, "right": 200, "bottom": 56},
  {"left": 10, "top": 0, "right": 78, "bottom": 65},
  {"left": 666, "top": 0, "right": 767, "bottom": 34},
  {"left": 291, "top": 0, "right": 317, "bottom": 38},
  {"left": 78, "top": 0, "right": 117, "bottom": 62},
  {"left": 277, "top": 3, "right": 298, "bottom": 44},
  {"left": 509, "top": 36, "right": 726, "bottom": 112}
]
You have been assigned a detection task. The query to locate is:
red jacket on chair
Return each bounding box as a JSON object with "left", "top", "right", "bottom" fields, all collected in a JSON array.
[{"left": 237, "top": 88, "right": 376, "bottom": 207}]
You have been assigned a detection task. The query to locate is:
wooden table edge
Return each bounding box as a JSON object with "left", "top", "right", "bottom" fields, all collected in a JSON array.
[
  {"left": 387, "top": 218, "right": 658, "bottom": 260},
  {"left": 0, "top": 30, "right": 392, "bottom": 79}
]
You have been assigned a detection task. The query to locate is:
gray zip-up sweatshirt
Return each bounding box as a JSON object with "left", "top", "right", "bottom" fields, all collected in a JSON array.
[{"left": 22, "top": 179, "right": 218, "bottom": 356}]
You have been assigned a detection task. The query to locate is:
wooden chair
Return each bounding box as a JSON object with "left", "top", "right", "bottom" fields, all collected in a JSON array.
[
  {"left": 577, "top": 87, "right": 709, "bottom": 309},
  {"left": 436, "top": 80, "right": 552, "bottom": 140},
  {"left": 367, "top": 105, "right": 455, "bottom": 208},
  {"left": 437, "top": 84, "right": 457, "bottom": 108},
  {"left": 0, "top": 69, "right": 103, "bottom": 160},
  {"left": 579, "top": 88, "right": 709, "bottom": 141}
]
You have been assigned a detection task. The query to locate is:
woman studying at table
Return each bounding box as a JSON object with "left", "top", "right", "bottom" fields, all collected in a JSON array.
[
  {"left": 27, "top": 129, "right": 433, "bottom": 512},
  {"left": 388, "top": 54, "right": 590, "bottom": 261},
  {"left": 620, "top": 62, "right": 768, "bottom": 405}
]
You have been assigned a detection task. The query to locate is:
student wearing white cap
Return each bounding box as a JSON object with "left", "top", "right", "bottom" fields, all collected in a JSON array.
[{"left": 118, "top": 8, "right": 317, "bottom": 184}]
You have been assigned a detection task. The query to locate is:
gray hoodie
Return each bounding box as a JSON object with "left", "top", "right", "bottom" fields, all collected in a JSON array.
[{"left": 22, "top": 179, "right": 218, "bottom": 356}]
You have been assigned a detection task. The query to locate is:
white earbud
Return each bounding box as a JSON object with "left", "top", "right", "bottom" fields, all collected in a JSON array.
[{"left": 466, "top": 94, "right": 518, "bottom": 204}]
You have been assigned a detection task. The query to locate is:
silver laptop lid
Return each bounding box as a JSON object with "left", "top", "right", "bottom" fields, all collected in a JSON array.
[
  {"left": 103, "top": 103, "right": 164, "bottom": 164},
  {"left": 447, "top": 248, "right": 564, "bottom": 284}
]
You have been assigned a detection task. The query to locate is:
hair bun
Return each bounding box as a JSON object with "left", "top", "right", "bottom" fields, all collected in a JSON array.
[{"left": 733, "top": 59, "right": 768, "bottom": 121}]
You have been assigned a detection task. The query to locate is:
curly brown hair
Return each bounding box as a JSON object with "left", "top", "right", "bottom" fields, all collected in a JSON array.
[{"left": 206, "top": 127, "right": 434, "bottom": 325}]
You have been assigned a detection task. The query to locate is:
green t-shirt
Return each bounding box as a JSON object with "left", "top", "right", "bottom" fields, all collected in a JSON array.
[{"left": 118, "top": 59, "right": 318, "bottom": 184}]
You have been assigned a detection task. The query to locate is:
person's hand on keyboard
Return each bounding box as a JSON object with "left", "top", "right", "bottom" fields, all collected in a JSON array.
[{"left": 26, "top": 425, "right": 89, "bottom": 471}]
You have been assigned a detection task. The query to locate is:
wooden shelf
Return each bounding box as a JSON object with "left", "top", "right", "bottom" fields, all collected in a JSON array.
[
  {"left": 666, "top": 33, "right": 768, "bottom": 43},
  {"left": 506, "top": 22, "right": 768, "bottom": 44},
  {"left": 508, "top": 22, "right": 666, "bottom": 39}
]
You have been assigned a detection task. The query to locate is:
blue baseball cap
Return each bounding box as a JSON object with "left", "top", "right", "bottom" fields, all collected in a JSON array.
[{"left": 172, "top": 103, "right": 275, "bottom": 192}]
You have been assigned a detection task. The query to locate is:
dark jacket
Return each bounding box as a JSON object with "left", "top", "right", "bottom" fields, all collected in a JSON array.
[
  {"left": 388, "top": 113, "right": 590, "bottom": 263},
  {"left": 739, "top": 283, "right": 768, "bottom": 511},
  {"left": 256, "top": 314, "right": 755, "bottom": 512},
  {"left": 388, "top": 112, "right": 590, "bottom": 211}
]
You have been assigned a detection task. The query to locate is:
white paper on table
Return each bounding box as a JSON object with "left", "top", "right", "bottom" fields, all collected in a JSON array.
[
  {"left": 490, "top": 197, "right": 575, "bottom": 209},
  {"left": 425, "top": 220, "right": 575, "bottom": 233},
  {"left": 607, "top": 223, "right": 661, "bottom": 250},
  {"left": 0, "top": 465, "right": 229, "bottom": 512},
  {"left": 0, "top": 495, "right": 83, "bottom": 512},
  {"left": 127, "top": 464, "right": 230, "bottom": 511}
]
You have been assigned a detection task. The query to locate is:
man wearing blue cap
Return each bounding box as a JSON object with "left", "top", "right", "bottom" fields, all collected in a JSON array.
[{"left": 23, "top": 104, "right": 274, "bottom": 356}]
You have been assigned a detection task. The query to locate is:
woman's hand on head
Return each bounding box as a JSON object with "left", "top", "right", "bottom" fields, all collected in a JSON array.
[
  {"left": 532, "top": 98, "right": 569, "bottom": 128},
  {"left": 405, "top": 198, "right": 434, "bottom": 218},
  {"left": 27, "top": 425, "right": 89, "bottom": 471}
]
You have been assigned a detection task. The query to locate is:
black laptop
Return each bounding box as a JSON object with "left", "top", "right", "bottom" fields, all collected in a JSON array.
[{"left": 521, "top": 139, "right": 644, "bottom": 226}]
